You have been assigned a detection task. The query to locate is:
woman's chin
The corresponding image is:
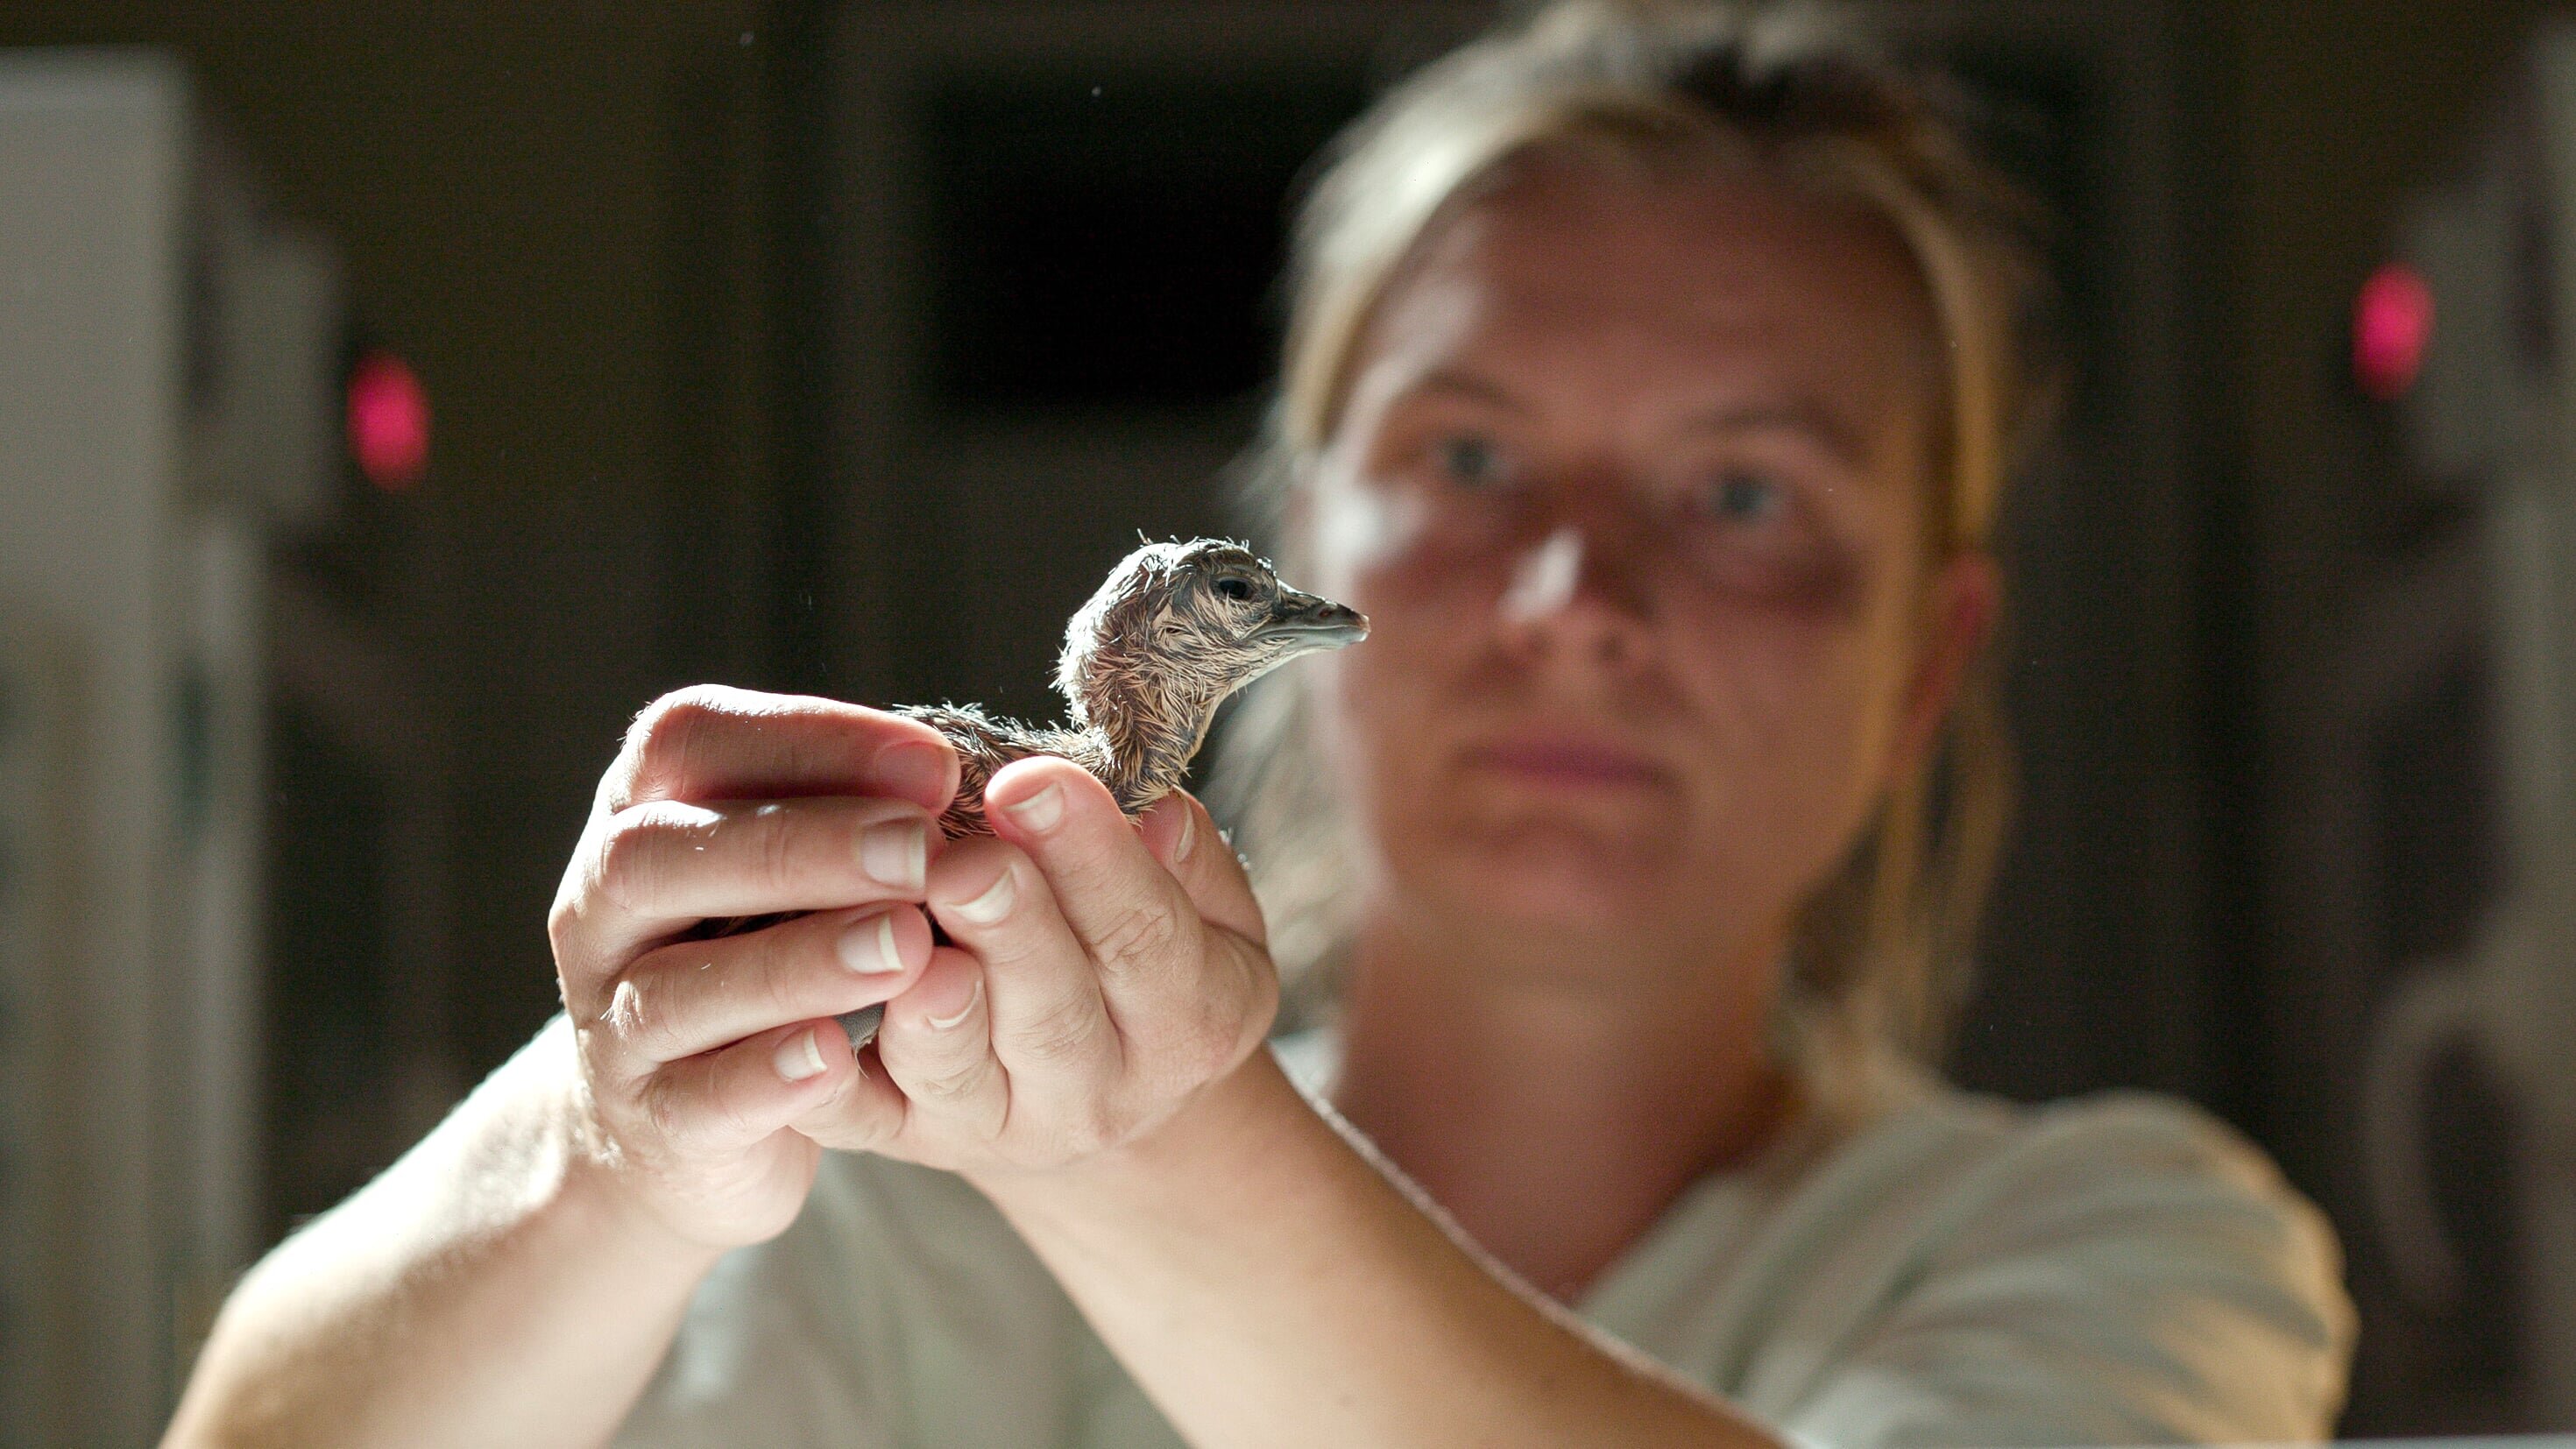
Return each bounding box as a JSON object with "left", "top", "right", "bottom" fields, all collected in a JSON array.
[{"left": 1415, "top": 821, "right": 1678, "bottom": 928}]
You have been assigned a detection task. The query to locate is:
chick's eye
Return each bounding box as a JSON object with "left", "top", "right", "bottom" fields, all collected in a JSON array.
[
  {"left": 1698, "top": 470, "right": 1787, "bottom": 525},
  {"left": 1214, "top": 576, "right": 1253, "bottom": 602},
  {"left": 1433, "top": 433, "right": 1515, "bottom": 491}
]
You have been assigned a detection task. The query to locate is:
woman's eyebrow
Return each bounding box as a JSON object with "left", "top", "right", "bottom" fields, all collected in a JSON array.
[
  {"left": 1681, "top": 402, "right": 1870, "bottom": 469},
  {"left": 1404, "top": 368, "right": 1532, "bottom": 414}
]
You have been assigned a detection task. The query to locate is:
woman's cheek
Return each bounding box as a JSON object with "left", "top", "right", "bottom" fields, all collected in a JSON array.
[
  {"left": 1351, "top": 514, "right": 1525, "bottom": 660},
  {"left": 1668, "top": 597, "right": 1897, "bottom": 840},
  {"left": 1308, "top": 468, "right": 1433, "bottom": 600},
  {"left": 1312, "top": 464, "right": 1531, "bottom": 620},
  {"left": 1332, "top": 605, "right": 1449, "bottom": 771},
  {"left": 1327, "top": 587, "right": 1477, "bottom": 837},
  {"left": 1310, "top": 477, "right": 1491, "bottom": 806}
]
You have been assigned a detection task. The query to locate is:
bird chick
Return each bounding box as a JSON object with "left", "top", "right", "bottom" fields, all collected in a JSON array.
[
  {"left": 811, "top": 539, "right": 1364, "bottom": 1049},
  {"left": 901, "top": 538, "right": 1368, "bottom": 836}
]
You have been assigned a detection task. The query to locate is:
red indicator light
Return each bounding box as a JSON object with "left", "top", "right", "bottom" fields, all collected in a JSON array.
[
  {"left": 2354, "top": 261, "right": 2435, "bottom": 403},
  {"left": 347, "top": 350, "right": 429, "bottom": 490}
]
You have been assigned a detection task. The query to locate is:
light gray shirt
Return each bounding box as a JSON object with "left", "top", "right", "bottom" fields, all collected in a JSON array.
[{"left": 615, "top": 1049, "right": 2354, "bottom": 1447}]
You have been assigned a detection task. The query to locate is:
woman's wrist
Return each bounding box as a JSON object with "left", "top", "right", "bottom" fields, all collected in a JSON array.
[
  {"left": 966, "top": 1043, "right": 1310, "bottom": 1221},
  {"left": 517, "top": 1022, "right": 742, "bottom": 1277},
  {"left": 552, "top": 1126, "right": 737, "bottom": 1282},
  {"left": 359, "top": 1012, "right": 734, "bottom": 1304}
]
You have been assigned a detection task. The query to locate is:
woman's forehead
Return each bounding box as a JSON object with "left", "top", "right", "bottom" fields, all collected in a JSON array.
[{"left": 1359, "top": 159, "right": 1939, "bottom": 413}]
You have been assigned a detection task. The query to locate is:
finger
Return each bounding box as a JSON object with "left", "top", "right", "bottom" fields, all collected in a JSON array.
[
  {"left": 591, "top": 905, "right": 932, "bottom": 1084},
  {"left": 788, "top": 1036, "right": 916, "bottom": 1155},
  {"left": 989, "top": 763, "right": 1276, "bottom": 1072},
  {"left": 873, "top": 945, "right": 1008, "bottom": 1140},
  {"left": 566, "top": 795, "right": 934, "bottom": 993},
  {"left": 984, "top": 758, "right": 1207, "bottom": 1002},
  {"left": 1136, "top": 791, "right": 1265, "bottom": 947},
  {"left": 1136, "top": 793, "right": 1276, "bottom": 1061},
  {"left": 924, "top": 833, "right": 1119, "bottom": 1085},
  {"left": 604, "top": 685, "right": 957, "bottom": 816},
  {"left": 624, "top": 1018, "right": 868, "bottom": 1160}
]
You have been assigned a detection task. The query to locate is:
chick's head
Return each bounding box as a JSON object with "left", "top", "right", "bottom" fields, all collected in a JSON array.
[{"left": 1057, "top": 539, "right": 1368, "bottom": 725}]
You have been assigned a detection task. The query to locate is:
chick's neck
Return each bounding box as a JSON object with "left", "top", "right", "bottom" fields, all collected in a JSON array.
[{"left": 1063, "top": 629, "right": 1223, "bottom": 814}]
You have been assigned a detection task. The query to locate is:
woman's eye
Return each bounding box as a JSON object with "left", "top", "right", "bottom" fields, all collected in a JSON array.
[
  {"left": 1433, "top": 433, "right": 1514, "bottom": 490},
  {"left": 1698, "top": 470, "right": 1787, "bottom": 525}
]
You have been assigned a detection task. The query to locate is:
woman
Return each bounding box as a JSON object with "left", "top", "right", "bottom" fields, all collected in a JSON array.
[{"left": 167, "top": 4, "right": 2355, "bottom": 1445}]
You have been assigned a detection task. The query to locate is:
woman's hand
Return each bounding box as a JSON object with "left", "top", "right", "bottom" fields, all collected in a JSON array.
[
  {"left": 548, "top": 684, "right": 956, "bottom": 1251},
  {"left": 550, "top": 683, "right": 1278, "bottom": 1248},
  {"left": 821, "top": 753, "right": 1282, "bottom": 1180}
]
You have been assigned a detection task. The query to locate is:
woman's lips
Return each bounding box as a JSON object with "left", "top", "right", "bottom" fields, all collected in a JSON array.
[{"left": 1466, "top": 737, "right": 1669, "bottom": 789}]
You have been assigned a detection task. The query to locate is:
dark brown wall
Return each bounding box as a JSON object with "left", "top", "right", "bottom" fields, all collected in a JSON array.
[
  {"left": 2234, "top": 0, "right": 2547, "bottom": 587},
  {"left": 2224, "top": 1, "right": 2551, "bottom": 1429}
]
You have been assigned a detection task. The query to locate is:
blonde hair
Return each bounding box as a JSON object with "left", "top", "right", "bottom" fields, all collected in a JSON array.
[{"left": 1209, "top": 0, "right": 2054, "bottom": 1098}]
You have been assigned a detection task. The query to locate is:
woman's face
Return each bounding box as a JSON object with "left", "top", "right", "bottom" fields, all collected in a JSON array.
[{"left": 1308, "top": 155, "right": 1993, "bottom": 966}]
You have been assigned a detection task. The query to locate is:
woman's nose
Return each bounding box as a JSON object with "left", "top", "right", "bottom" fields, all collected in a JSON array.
[
  {"left": 1493, "top": 512, "right": 1655, "bottom": 665},
  {"left": 1498, "top": 526, "right": 1585, "bottom": 624},
  {"left": 1514, "top": 470, "right": 1660, "bottom": 608}
]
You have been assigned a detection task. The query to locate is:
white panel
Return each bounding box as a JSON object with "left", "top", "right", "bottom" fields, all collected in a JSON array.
[
  {"left": 0, "top": 49, "right": 188, "bottom": 1449},
  {"left": 0, "top": 52, "right": 330, "bottom": 1442},
  {"left": 0, "top": 609, "right": 76, "bottom": 1446},
  {"left": 165, "top": 515, "right": 265, "bottom": 1388},
  {"left": 190, "top": 138, "right": 341, "bottom": 527}
]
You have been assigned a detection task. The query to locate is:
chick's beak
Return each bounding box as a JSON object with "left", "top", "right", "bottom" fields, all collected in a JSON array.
[{"left": 1256, "top": 588, "right": 1369, "bottom": 650}]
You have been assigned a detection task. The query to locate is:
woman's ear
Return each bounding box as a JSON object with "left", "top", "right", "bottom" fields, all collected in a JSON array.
[{"left": 1887, "top": 548, "right": 1999, "bottom": 785}]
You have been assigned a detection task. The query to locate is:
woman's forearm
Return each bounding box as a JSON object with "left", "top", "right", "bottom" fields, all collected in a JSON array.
[
  {"left": 163, "top": 1017, "right": 724, "bottom": 1449},
  {"left": 975, "top": 1052, "right": 1784, "bottom": 1449}
]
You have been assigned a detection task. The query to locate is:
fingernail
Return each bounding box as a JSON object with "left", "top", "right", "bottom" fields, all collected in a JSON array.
[
  {"left": 774, "top": 1028, "right": 828, "bottom": 1082},
  {"left": 926, "top": 977, "right": 982, "bottom": 1032},
  {"left": 950, "top": 862, "right": 1017, "bottom": 925},
  {"left": 1001, "top": 781, "right": 1064, "bottom": 833},
  {"left": 837, "top": 911, "right": 904, "bottom": 974},
  {"left": 1172, "top": 803, "right": 1196, "bottom": 862},
  {"left": 875, "top": 740, "right": 949, "bottom": 803},
  {"left": 860, "top": 819, "right": 926, "bottom": 891}
]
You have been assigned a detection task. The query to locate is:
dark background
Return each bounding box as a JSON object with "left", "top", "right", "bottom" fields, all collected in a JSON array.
[{"left": 0, "top": 0, "right": 2552, "bottom": 1434}]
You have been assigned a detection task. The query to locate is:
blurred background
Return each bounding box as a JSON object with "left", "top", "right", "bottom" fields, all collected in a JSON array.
[{"left": 0, "top": 0, "right": 2568, "bottom": 1443}]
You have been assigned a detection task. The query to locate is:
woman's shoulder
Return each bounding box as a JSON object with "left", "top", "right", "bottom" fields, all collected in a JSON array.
[
  {"left": 1719, "top": 1077, "right": 2359, "bottom": 1442},
  {"left": 1870, "top": 1080, "right": 2342, "bottom": 1262},
  {"left": 1791, "top": 1073, "right": 2352, "bottom": 1317},
  {"left": 1868, "top": 1077, "right": 2250, "bottom": 1177}
]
